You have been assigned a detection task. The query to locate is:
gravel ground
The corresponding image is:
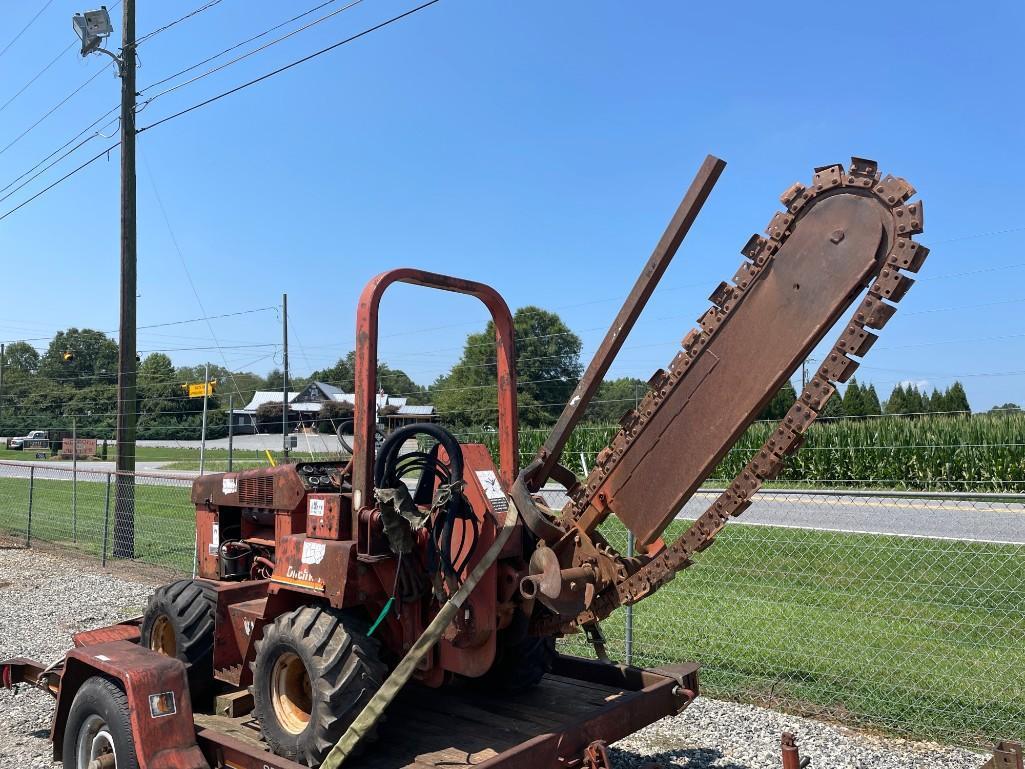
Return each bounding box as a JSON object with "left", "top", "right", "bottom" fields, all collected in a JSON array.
[{"left": 0, "top": 547, "right": 988, "bottom": 769}]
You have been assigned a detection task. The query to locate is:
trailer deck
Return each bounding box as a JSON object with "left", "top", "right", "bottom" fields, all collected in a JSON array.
[{"left": 191, "top": 656, "right": 699, "bottom": 769}]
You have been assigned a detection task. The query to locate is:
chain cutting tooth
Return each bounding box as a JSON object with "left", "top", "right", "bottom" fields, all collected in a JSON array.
[
  {"left": 818, "top": 351, "right": 859, "bottom": 383},
  {"left": 854, "top": 294, "right": 897, "bottom": 330},
  {"left": 749, "top": 447, "right": 784, "bottom": 480},
  {"left": 813, "top": 163, "right": 845, "bottom": 191},
  {"left": 887, "top": 239, "right": 929, "bottom": 272},
  {"left": 698, "top": 306, "right": 726, "bottom": 335},
  {"left": 780, "top": 182, "right": 807, "bottom": 212},
  {"left": 836, "top": 323, "right": 878, "bottom": 357},
  {"left": 893, "top": 200, "right": 924, "bottom": 235},
  {"left": 733, "top": 261, "right": 759, "bottom": 290},
  {"left": 766, "top": 211, "right": 795, "bottom": 241},
  {"left": 872, "top": 268, "right": 915, "bottom": 302},
  {"left": 709, "top": 281, "right": 735, "bottom": 309},
  {"left": 800, "top": 375, "right": 836, "bottom": 411},
  {"left": 847, "top": 157, "right": 880, "bottom": 184},
  {"left": 874, "top": 174, "right": 915, "bottom": 206}
]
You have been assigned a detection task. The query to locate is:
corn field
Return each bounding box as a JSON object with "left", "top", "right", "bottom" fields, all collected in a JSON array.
[{"left": 457, "top": 412, "right": 1025, "bottom": 491}]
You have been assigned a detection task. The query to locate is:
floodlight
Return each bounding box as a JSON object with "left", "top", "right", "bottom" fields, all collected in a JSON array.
[{"left": 72, "top": 6, "right": 112, "bottom": 57}]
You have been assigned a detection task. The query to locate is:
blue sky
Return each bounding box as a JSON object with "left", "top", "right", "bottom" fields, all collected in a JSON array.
[{"left": 1, "top": 0, "right": 1023, "bottom": 410}]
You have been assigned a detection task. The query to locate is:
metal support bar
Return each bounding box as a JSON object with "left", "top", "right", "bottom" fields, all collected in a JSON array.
[
  {"left": 527, "top": 155, "right": 726, "bottom": 489},
  {"left": 624, "top": 529, "right": 635, "bottom": 665},
  {"left": 102, "top": 472, "right": 111, "bottom": 566},
  {"left": 72, "top": 417, "right": 77, "bottom": 543},
  {"left": 26, "top": 465, "right": 34, "bottom": 546}
]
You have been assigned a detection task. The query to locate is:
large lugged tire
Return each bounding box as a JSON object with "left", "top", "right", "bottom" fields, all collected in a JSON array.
[
  {"left": 62, "top": 676, "right": 140, "bottom": 769},
  {"left": 140, "top": 579, "right": 216, "bottom": 702},
  {"left": 475, "top": 613, "right": 556, "bottom": 694},
  {"left": 252, "top": 606, "right": 386, "bottom": 766}
]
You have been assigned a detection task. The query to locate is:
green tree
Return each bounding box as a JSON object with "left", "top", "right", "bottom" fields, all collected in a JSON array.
[
  {"left": 758, "top": 380, "right": 797, "bottom": 421},
  {"left": 945, "top": 381, "right": 971, "bottom": 414},
  {"left": 2, "top": 341, "right": 40, "bottom": 373},
  {"left": 885, "top": 384, "right": 908, "bottom": 415},
  {"left": 842, "top": 378, "right": 866, "bottom": 417},
  {"left": 905, "top": 384, "right": 926, "bottom": 415},
  {"left": 432, "top": 306, "right": 582, "bottom": 429},
  {"left": 586, "top": 377, "right": 648, "bottom": 423},
  {"left": 39, "top": 328, "right": 118, "bottom": 384},
  {"left": 862, "top": 383, "right": 882, "bottom": 416}
]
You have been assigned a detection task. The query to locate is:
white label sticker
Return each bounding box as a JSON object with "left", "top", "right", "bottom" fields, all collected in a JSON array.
[
  {"left": 222, "top": 477, "right": 237, "bottom": 495},
  {"left": 475, "top": 470, "right": 509, "bottom": 512},
  {"left": 301, "top": 541, "right": 326, "bottom": 565},
  {"left": 208, "top": 522, "right": 220, "bottom": 555},
  {"left": 308, "top": 498, "right": 325, "bottom": 517}
]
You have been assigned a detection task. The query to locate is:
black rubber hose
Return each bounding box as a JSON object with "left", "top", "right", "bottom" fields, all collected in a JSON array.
[{"left": 374, "top": 423, "right": 463, "bottom": 488}]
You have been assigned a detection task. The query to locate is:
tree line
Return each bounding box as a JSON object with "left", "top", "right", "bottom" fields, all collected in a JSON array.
[{"left": 0, "top": 312, "right": 992, "bottom": 441}]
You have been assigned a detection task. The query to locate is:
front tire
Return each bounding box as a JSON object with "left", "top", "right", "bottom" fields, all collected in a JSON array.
[
  {"left": 62, "top": 676, "right": 140, "bottom": 769},
  {"left": 252, "top": 606, "right": 386, "bottom": 766},
  {"left": 140, "top": 579, "right": 216, "bottom": 702}
]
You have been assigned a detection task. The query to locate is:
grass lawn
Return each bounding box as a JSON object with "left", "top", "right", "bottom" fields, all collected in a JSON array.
[
  {"left": 0, "top": 474, "right": 196, "bottom": 573},
  {"left": 559, "top": 518, "right": 1024, "bottom": 745},
  {"left": 0, "top": 473, "right": 1020, "bottom": 746}
]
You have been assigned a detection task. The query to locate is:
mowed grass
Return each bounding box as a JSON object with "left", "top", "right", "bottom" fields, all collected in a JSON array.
[
  {"left": 0, "top": 474, "right": 196, "bottom": 573},
  {"left": 560, "top": 519, "right": 1025, "bottom": 745},
  {"left": 0, "top": 473, "right": 1021, "bottom": 745}
]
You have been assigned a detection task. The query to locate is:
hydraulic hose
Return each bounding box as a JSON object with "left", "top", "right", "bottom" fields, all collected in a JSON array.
[{"left": 320, "top": 496, "right": 521, "bottom": 769}]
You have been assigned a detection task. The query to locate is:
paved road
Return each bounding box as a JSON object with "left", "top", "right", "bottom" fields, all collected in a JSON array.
[
  {"left": 0, "top": 461, "right": 1021, "bottom": 544},
  {"left": 536, "top": 487, "right": 1025, "bottom": 545}
]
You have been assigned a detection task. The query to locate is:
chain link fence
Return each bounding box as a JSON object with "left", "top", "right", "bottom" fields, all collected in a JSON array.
[
  {"left": 0, "top": 461, "right": 1021, "bottom": 747},
  {"left": 0, "top": 461, "right": 196, "bottom": 573}
]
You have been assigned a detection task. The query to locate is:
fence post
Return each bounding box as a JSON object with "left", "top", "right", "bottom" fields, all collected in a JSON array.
[
  {"left": 26, "top": 465, "right": 35, "bottom": 547},
  {"left": 72, "top": 418, "right": 78, "bottom": 543},
  {"left": 625, "top": 529, "right": 634, "bottom": 666},
  {"left": 102, "top": 472, "right": 111, "bottom": 567}
]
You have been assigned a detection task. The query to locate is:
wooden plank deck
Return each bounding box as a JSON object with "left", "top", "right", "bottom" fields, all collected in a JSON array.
[{"left": 195, "top": 673, "right": 628, "bottom": 769}]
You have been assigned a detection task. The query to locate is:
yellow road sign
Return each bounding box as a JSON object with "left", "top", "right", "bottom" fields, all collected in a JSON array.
[{"left": 185, "top": 381, "right": 216, "bottom": 398}]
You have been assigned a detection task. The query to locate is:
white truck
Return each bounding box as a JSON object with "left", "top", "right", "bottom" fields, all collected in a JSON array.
[{"left": 8, "top": 430, "right": 48, "bottom": 450}]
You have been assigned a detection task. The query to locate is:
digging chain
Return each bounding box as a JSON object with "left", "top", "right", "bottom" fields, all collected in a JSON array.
[{"left": 559, "top": 157, "right": 928, "bottom": 629}]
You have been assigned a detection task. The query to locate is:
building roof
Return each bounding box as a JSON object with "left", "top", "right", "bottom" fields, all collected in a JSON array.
[
  {"left": 313, "top": 381, "right": 345, "bottom": 398},
  {"left": 239, "top": 390, "right": 300, "bottom": 413},
  {"left": 396, "top": 405, "right": 435, "bottom": 416}
]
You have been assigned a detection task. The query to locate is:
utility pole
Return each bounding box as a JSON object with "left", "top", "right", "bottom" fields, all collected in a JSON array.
[
  {"left": 0, "top": 343, "right": 5, "bottom": 419},
  {"left": 199, "top": 362, "right": 209, "bottom": 475},
  {"left": 113, "top": 0, "right": 137, "bottom": 559},
  {"left": 282, "top": 293, "right": 290, "bottom": 459},
  {"left": 227, "top": 393, "right": 234, "bottom": 472}
]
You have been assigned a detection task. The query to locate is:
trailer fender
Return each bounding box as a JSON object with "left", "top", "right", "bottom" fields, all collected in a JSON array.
[{"left": 53, "top": 640, "right": 208, "bottom": 769}]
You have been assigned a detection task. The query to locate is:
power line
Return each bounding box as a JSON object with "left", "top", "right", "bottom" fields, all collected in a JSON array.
[
  {"left": 0, "top": 306, "right": 278, "bottom": 346},
  {"left": 0, "top": 65, "right": 113, "bottom": 160},
  {"left": 0, "top": 0, "right": 441, "bottom": 224},
  {"left": 132, "top": 0, "right": 227, "bottom": 48},
  {"left": 0, "top": 40, "right": 76, "bottom": 116},
  {"left": 0, "top": 142, "right": 118, "bottom": 224},
  {"left": 0, "top": 0, "right": 56, "bottom": 61},
  {"left": 137, "top": 0, "right": 442, "bottom": 135},
  {"left": 138, "top": 0, "right": 364, "bottom": 102}
]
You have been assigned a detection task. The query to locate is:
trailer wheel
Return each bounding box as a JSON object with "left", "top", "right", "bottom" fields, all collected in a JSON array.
[
  {"left": 62, "top": 676, "right": 140, "bottom": 769},
  {"left": 252, "top": 606, "right": 386, "bottom": 766},
  {"left": 140, "top": 579, "right": 216, "bottom": 702}
]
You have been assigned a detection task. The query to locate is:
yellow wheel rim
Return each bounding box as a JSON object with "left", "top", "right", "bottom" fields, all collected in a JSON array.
[{"left": 271, "top": 651, "right": 312, "bottom": 735}]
